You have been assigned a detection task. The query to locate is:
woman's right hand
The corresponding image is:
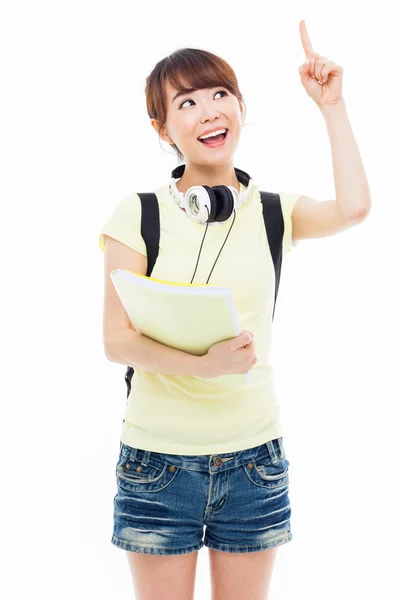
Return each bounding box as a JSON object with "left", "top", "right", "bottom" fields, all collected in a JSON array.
[{"left": 201, "top": 330, "right": 257, "bottom": 378}]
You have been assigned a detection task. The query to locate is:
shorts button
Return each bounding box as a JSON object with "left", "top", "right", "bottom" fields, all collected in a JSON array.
[
  {"left": 136, "top": 465, "right": 142, "bottom": 472},
  {"left": 168, "top": 465, "right": 176, "bottom": 472},
  {"left": 214, "top": 457, "right": 223, "bottom": 467},
  {"left": 247, "top": 462, "right": 254, "bottom": 469},
  {"left": 124, "top": 463, "right": 131, "bottom": 471}
]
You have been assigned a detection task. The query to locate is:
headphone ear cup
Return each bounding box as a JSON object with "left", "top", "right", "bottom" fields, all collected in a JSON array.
[
  {"left": 211, "top": 186, "right": 235, "bottom": 222},
  {"left": 200, "top": 186, "right": 219, "bottom": 222},
  {"left": 184, "top": 185, "right": 217, "bottom": 223}
]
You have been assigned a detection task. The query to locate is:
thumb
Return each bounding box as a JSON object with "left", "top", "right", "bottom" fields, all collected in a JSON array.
[
  {"left": 231, "top": 331, "right": 253, "bottom": 350},
  {"left": 299, "top": 59, "right": 311, "bottom": 80}
]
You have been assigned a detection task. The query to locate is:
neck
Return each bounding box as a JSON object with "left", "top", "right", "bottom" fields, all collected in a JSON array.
[{"left": 175, "top": 163, "right": 241, "bottom": 194}]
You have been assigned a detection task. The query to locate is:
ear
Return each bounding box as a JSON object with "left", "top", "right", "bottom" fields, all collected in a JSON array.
[{"left": 150, "top": 118, "right": 174, "bottom": 144}]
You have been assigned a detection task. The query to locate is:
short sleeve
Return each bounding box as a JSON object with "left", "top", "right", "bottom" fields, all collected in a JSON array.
[
  {"left": 99, "top": 192, "right": 147, "bottom": 256},
  {"left": 280, "top": 192, "right": 302, "bottom": 256}
]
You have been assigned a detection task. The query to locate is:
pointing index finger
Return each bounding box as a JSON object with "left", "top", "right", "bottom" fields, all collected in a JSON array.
[{"left": 299, "top": 20, "right": 313, "bottom": 57}]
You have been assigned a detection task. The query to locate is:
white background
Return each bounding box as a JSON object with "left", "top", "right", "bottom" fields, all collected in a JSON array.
[{"left": 1, "top": 1, "right": 399, "bottom": 598}]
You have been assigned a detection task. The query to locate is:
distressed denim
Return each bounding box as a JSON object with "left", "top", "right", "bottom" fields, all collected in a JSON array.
[{"left": 112, "top": 436, "right": 292, "bottom": 555}]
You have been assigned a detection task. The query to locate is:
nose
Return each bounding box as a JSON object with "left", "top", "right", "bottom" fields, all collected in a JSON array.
[{"left": 200, "top": 105, "right": 221, "bottom": 123}]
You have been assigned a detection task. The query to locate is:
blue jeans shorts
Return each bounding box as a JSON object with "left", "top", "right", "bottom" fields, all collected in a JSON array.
[{"left": 112, "top": 436, "right": 292, "bottom": 555}]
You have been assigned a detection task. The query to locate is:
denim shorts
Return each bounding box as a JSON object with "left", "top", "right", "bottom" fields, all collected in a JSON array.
[{"left": 112, "top": 436, "right": 292, "bottom": 555}]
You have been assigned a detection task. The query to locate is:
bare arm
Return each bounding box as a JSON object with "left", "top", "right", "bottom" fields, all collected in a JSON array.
[
  {"left": 105, "top": 328, "right": 210, "bottom": 377},
  {"left": 102, "top": 235, "right": 212, "bottom": 378},
  {"left": 101, "top": 235, "right": 240, "bottom": 379}
]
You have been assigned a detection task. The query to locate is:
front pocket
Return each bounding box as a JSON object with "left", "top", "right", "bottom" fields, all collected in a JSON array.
[
  {"left": 117, "top": 455, "right": 164, "bottom": 483},
  {"left": 243, "top": 456, "right": 290, "bottom": 490},
  {"left": 115, "top": 449, "right": 180, "bottom": 494}
]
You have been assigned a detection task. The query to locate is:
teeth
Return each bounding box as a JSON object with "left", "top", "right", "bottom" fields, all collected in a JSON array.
[{"left": 199, "top": 128, "right": 227, "bottom": 140}]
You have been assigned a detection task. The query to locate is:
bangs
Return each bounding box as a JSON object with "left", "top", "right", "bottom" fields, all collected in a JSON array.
[{"left": 162, "top": 51, "right": 235, "bottom": 98}]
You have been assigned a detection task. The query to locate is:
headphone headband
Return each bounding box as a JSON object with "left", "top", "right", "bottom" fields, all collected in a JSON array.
[{"left": 171, "top": 164, "right": 251, "bottom": 186}]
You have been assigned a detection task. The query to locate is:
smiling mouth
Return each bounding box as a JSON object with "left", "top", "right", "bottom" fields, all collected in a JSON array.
[{"left": 198, "top": 130, "right": 229, "bottom": 146}]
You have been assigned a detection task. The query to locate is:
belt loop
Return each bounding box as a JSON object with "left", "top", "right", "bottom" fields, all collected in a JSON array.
[
  {"left": 277, "top": 437, "right": 285, "bottom": 458},
  {"left": 266, "top": 439, "right": 278, "bottom": 463},
  {"left": 142, "top": 450, "right": 151, "bottom": 465}
]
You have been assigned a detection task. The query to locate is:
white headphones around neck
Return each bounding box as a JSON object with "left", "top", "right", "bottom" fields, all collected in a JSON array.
[{"left": 168, "top": 164, "right": 255, "bottom": 223}]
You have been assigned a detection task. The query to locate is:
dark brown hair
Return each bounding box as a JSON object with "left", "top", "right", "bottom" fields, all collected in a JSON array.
[{"left": 145, "top": 48, "right": 247, "bottom": 162}]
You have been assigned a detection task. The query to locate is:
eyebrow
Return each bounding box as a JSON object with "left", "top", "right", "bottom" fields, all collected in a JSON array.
[{"left": 172, "top": 89, "right": 196, "bottom": 104}]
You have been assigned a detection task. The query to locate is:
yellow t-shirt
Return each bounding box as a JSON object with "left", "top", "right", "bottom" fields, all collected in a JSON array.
[{"left": 99, "top": 179, "right": 301, "bottom": 455}]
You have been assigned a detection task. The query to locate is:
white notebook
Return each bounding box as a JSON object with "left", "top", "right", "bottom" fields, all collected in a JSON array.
[{"left": 110, "top": 268, "right": 253, "bottom": 385}]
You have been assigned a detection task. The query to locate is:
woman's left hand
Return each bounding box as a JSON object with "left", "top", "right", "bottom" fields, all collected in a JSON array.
[{"left": 298, "top": 20, "right": 344, "bottom": 108}]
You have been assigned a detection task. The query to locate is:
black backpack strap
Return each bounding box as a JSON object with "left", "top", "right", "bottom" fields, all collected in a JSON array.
[
  {"left": 124, "top": 193, "right": 160, "bottom": 400},
  {"left": 259, "top": 192, "right": 284, "bottom": 321},
  {"left": 139, "top": 193, "right": 161, "bottom": 277}
]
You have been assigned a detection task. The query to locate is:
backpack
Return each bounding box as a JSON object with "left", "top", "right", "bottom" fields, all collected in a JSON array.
[{"left": 124, "top": 190, "right": 285, "bottom": 399}]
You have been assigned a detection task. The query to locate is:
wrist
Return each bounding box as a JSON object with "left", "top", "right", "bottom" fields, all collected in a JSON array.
[
  {"left": 319, "top": 98, "right": 346, "bottom": 118},
  {"left": 196, "top": 354, "right": 214, "bottom": 379}
]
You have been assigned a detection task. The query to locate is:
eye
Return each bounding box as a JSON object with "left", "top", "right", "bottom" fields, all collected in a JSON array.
[{"left": 178, "top": 89, "right": 228, "bottom": 109}]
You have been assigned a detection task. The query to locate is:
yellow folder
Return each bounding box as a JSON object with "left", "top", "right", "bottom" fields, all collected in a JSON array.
[{"left": 110, "top": 269, "right": 252, "bottom": 385}]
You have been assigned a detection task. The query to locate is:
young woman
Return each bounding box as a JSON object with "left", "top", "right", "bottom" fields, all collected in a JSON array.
[{"left": 99, "top": 22, "right": 370, "bottom": 600}]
